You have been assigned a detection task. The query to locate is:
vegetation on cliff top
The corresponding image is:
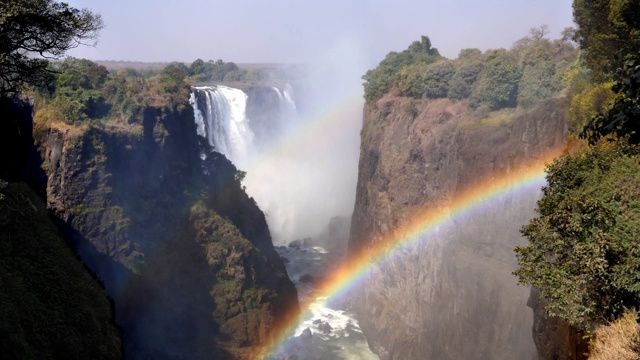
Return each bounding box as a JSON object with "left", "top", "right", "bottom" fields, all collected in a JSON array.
[{"left": 362, "top": 27, "right": 577, "bottom": 112}]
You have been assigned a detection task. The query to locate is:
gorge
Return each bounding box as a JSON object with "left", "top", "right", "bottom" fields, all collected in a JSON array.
[
  {"left": 1, "top": 63, "right": 576, "bottom": 360},
  {"left": 1, "top": 17, "right": 612, "bottom": 360}
]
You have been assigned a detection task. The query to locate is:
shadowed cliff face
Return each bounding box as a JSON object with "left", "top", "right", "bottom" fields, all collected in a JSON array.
[
  {"left": 0, "top": 181, "right": 123, "bottom": 359},
  {"left": 34, "top": 100, "right": 298, "bottom": 358},
  {"left": 349, "top": 95, "right": 568, "bottom": 359}
]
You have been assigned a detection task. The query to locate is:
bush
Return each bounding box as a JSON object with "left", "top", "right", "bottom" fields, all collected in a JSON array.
[
  {"left": 362, "top": 35, "right": 441, "bottom": 103},
  {"left": 422, "top": 60, "right": 456, "bottom": 98},
  {"left": 589, "top": 311, "right": 640, "bottom": 360},
  {"left": 469, "top": 50, "right": 521, "bottom": 110},
  {"left": 567, "top": 81, "right": 616, "bottom": 134},
  {"left": 515, "top": 141, "right": 640, "bottom": 330}
]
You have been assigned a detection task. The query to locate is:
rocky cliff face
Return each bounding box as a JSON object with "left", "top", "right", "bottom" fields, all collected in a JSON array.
[
  {"left": 529, "top": 289, "right": 590, "bottom": 360},
  {"left": 350, "top": 94, "right": 568, "bottom": 359},
  {"left": 0, "top": 181, "right": 123, "bottom": 359},
  {"left": 35, "top": 100, "right": 298, "bottom": 358}
]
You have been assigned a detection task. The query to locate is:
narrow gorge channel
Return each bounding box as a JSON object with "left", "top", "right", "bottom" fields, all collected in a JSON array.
[{"left": 190, "top": 84, "right": 376, "bottom": 358}]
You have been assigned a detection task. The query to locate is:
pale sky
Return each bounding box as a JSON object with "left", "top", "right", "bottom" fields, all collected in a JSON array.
[{"left": 66, "top": 0, "right": 575, "bottom": 67}]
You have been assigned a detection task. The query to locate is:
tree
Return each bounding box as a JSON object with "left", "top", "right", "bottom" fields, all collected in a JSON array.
[
  {"left": 0, "top": 0, "right": 103, "bottom": 96},
  {"left": 362, "top": 35, "right": 441, "bottom": 103},
  {"left": 583, "top": 56, "right": 640, "bottom": 144},
  {"left": 447, "top": 52, "right": 484, "bottom": 100},
  {"left": 469, "top": 50, "right": 521, "bottom": 109},
  {"left": 515, "top": 141, "right": 640, "bottom": 329},
  {"left": 573, "top": 0, "right": 640, "bottom": 80},
  {"left": 421, "top": 60, "right": 456, "bottom": 98}
]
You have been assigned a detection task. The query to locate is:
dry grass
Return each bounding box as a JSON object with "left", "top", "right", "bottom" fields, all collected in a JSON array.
[{"left": 589, "top": 311, "right": 640, "bottom": 360}]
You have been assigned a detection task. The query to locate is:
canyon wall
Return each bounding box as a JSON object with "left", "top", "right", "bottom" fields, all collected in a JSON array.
[
  {"left": 33, "top": 97, "right": 298, "bottom": 358},
  {"left": 350, "top": 94, "right": 568, "bottom": 359}
]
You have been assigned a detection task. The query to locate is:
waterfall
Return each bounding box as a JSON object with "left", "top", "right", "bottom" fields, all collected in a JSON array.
[
  {"left": 189, "top": 85, "right": 254, "bottom": 167},
  {"left": 190, "top": 83, "right": 359, "bottom": 247}
]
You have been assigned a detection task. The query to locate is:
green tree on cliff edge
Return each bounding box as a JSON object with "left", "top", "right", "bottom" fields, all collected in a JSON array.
[
  {"left": 515, "top": 0, "right": 640, "bottom": 332},
  {"left": 514, "top": 142, "right": 640, "bottom": 329},
  {"left": 0, "top": 0, "right": 103, "bottom": 97}
]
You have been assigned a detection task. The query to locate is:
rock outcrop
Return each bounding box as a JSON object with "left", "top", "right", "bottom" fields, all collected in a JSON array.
[
  {"left": 349, "top": 94, "right": 568, "bottom": 359},
  {"left": 34, "top": 99, "right": 298, "bottom": 358},
  {"left": 529, "top": 289, "right": 590, "bottom": 360}
]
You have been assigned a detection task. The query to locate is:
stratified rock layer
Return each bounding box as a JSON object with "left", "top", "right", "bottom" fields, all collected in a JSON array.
[{"left": 350, "top": 95, "right": 567, "bottom": 359}]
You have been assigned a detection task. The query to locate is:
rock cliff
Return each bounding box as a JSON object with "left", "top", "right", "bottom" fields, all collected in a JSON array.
[
  {"left": 34, "top": 99, "right": 298, "bottom": 358},
  {"left": 0, "top": 181, "right": 123, "bottom": 359},
  {"left": 350, "top": 94, "right": 568, "bottom": 359}
]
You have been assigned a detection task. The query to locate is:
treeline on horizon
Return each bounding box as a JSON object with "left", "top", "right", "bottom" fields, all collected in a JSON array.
[
  {"left": 31, "top": 57, "right": 300, "bottom": 127},
  {"left": 362, "top": 27, "right": 582, "bottom": 113}
]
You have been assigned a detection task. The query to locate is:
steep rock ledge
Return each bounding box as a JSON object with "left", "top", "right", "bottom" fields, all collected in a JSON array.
[
  {"left": 35, "top": 101, "right": 298, "bottom": 358},
  {"left": 350, "top": 95, "right": 567, "bottom": 359}
]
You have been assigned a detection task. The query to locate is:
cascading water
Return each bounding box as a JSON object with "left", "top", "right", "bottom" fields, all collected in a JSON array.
[
  {"left": 190, "top": 82, "right": 378, "bottom": 359},
  {"left": 189, "top": 85, "right": 254, "bottom": 167}
]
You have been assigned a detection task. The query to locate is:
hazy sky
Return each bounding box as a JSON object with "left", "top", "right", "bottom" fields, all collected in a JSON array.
[{"left": 66, "top": 0, "right": 575, "bottom": 67}]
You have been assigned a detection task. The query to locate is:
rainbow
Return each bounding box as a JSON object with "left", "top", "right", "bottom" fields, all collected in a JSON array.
[{"left": 253, "top": 146, "right": 565, "bottom": 359}]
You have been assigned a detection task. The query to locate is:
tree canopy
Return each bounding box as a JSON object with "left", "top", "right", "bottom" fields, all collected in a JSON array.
[
  {"left": 362, "top": 35, "right": 441, "bottom": 103},
  {"left": 515, "top": 142, "right": 640, "bottom": 329},
  {"left": 362, "top": 29, "right": 577, "bottom": 111},
  {"left": 515, "top": 0, "right": 640, "bottom": 335},
  {"left": 582, "top": 56, "right": 640, "bottom": 144},
  {"left": 573, "top": 0, "right": 640, "bottom": 81},
  {"left": 0, "top": 0, "right": 103, "bottom": 96}
]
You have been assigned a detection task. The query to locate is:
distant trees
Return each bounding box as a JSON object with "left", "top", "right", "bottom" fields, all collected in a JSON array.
[
  {"left": 469, "top": 50, "right": 521, "bottom": 109},
  {"left": 188, "top": 59, "right": 243, "bottom": 82},
  {"left": 362, "top": 35, "right": 442, "bottom": 102},
  {"left": 362, "top": 29, "right": 577, "bottom": 111},
  {"left": 447, "top": 50, "right": 484, "bottom": 100},
  {"left": 0, "top": 0, "right": 103, "bottom": 97}
]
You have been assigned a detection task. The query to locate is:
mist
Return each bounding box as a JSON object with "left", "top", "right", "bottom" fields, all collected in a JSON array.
[{"left": 226, "top": 37, "right": 368, "bottom": 245}]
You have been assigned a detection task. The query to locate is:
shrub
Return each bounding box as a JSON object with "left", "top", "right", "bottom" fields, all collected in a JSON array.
[{"left": 515, "top": 141, "right": 640, "bottom": 330}]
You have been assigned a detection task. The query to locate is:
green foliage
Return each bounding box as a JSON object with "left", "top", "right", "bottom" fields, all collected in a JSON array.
[
  {"left": 567, "top": 80, "right": 616, "bottom": 134},
  {"left": 0, "top": 0, "right": 103, "bottom": 97},
  {"left": 515, "top": 142, "right": 640, "bottom": 329},
  {"left": 583, "top": 56, "right": 640, "bottom": 144},
  {"left": 188, "top": 59, "right": 247, "bottom": 82},
  {"left": 158, "top": 63, "right": 188, "bottom": 93},
  {"left": 397, "top": 62, "right": 430, "bottom": 98},
  {"left": 447, "top": 53, "right": 484, "bottom": 100},
  {"left": 362, "top": 35, "right": 441, "bottom": 103},
  {"left": 33, "top": 57, "right": 194, "bottom": 125},
  {"left": 517, "top": 61, "right": 563, "bottom": 108},
  {"left": 365, "top": 30, "right": 576, "bottom": 111},
  {"left": 469, "top": 50, "right": 522, "bottom": 110},
  {"left": 422, "top": 60, "right": 456, "bottom": 98},
  {"left": 573, "top": 0, "right": 640, "bottom": 81}
]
